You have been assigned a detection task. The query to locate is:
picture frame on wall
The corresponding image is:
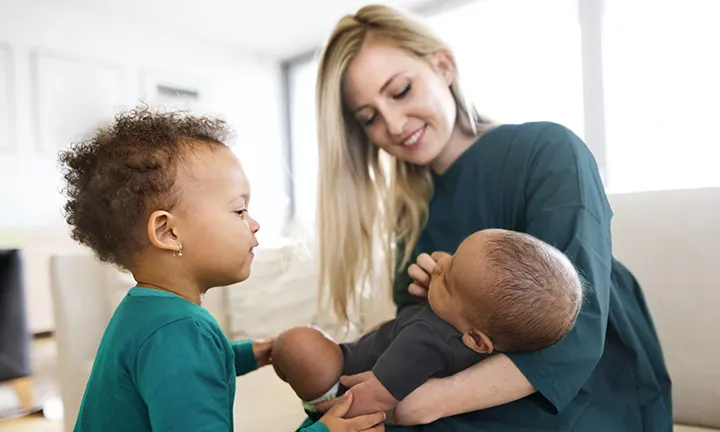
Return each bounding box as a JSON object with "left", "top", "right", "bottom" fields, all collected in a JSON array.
[
  {"left": 32, "top": 50, "right": 126, "bottom": 153},
  {"left": 139, "top": 69, "right": 207, "bottom": 113},
  {"left": 0, "top": 43, "right": 14, "bottom": 153}
]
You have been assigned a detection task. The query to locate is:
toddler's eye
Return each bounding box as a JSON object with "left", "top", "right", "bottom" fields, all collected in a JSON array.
[{"left": 236, "top": 209, "right": 246, "bottom": 218}]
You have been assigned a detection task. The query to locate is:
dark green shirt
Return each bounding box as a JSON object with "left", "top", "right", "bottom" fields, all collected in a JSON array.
[{"left": 391, "top": 122, "right": 672, "bottom": 431}]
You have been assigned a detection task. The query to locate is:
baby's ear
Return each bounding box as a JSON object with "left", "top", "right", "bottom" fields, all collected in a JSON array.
[{"left": 462, "top": 329, "right": 494, "bottom": 354}]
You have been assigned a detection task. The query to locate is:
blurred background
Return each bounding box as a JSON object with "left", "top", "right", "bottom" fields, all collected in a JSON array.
[{"left": 0, "top": 0, "right": 718, "bottom": 431}]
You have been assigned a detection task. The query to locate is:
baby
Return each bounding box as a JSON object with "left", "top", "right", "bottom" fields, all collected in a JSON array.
[{"left": 272, "top": 229, "right": 584, "bottom": 420}]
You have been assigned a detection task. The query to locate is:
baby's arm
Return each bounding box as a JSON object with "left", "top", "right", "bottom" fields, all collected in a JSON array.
[
  {"left": 271, "top": 326, "right": 344, "bottom": 402},
  {"left": 344, "top": 321, "right": 450, "bottom": 418}
]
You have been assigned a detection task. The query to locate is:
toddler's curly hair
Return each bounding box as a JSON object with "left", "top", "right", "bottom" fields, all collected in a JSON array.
[{"left": 59, "top": 106, "right": 233, "bottom": 268}]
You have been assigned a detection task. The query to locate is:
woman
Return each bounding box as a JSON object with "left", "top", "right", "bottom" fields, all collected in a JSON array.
[{"left": 311, "top": 4, "right": 672, "bottom": 431}]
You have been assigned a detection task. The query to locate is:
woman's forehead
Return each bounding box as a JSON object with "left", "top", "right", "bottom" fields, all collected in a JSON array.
[{"left": 343, "top": 43, "right": 422, "bottom": 101}]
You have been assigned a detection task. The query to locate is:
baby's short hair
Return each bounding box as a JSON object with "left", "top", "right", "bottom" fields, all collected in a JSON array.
[
  {"left": 59, "top": 106, "right": 232, "bottom": 269},
  {"left": 461, "top": 230, "right": 583, "bottom": 352}
]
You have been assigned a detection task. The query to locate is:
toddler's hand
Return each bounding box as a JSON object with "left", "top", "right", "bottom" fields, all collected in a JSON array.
[
  {"left": 319, "top": 392, "right": 385, "bottom": 431},
  {"left": 252, "top": 338, "right": 274, "bottom": 367}
]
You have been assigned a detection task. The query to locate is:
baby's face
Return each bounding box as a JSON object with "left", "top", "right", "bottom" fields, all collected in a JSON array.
[
  {"left": 427, "top": 252, "right": 464, "bottom": 331},
  {"left": 427, "top": 231, "right": 492, "bottom": 333}
]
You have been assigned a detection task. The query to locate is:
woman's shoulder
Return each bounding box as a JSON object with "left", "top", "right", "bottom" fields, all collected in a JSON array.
[
  {"left": 484, "top": 121, "right": 591, "bottom": 162},
  {"left": 488, "top": 121, "right": 582, "bottom": 146}
]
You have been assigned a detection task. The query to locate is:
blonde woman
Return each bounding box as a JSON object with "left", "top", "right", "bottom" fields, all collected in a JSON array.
[
  {"left": 309, "top": 4, "right": 672, "bottom": 431},
  {"left": 310, "top": 6, "right": 672, "bottom": 431}
]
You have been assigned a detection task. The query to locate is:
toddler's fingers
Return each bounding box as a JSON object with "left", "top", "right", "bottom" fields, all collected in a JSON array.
[
  {"left": 315, "top": 394, "right": 346, "bottom": 413},
  {"left": 350, "top": 412, "right": 386, "bottom": 430},
  {"left": 327, "top": 392, "right": 353, "bottom": 417}
]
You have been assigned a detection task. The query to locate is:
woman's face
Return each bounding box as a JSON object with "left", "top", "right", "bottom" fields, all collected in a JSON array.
[{"left": 342, "top": 42, "right": 458, "bottom": 166}]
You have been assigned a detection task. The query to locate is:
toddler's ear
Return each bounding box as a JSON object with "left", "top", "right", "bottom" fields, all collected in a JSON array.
[
  {"left": 462, "top": 329, "right": 494, "bottom": 354},
  {"left": 147, "top": 210, "right": 181, "bottom": 252}
]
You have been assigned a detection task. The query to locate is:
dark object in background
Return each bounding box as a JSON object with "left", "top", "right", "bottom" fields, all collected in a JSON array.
[{"left": 0, "top": 249, "right": 31, "bottom": 382}]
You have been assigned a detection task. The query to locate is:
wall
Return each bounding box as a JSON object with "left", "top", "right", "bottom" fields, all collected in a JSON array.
[{"left": 0, "top": 0, "right": 288, "bottom": 332}]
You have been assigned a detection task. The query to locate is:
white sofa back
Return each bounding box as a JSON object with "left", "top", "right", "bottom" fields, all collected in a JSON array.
[
  {"left": 608, "top": 187, "right": 720, "bottom": 429},
  {"left": 49, "top": 253, "right": 134, "bottom": 431}
]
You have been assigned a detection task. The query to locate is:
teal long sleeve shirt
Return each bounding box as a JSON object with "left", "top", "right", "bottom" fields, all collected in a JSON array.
[{"left": 75, "top": 287, "right": 328, "bottom": 432}]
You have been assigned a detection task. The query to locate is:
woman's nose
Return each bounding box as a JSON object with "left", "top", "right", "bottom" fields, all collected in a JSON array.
[{"left": 384, "top": 110, "right": 408, "bottom": 137}]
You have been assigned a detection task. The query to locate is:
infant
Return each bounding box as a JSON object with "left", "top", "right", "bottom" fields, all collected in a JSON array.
[{"left": 272, "top": 229, "right": 583, "bottom": 419}]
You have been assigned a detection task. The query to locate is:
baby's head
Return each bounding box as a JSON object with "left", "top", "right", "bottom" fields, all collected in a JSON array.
[
  {"left": 59, "top": 106, "right": 259, "bottom": 289},
  {"left": 428, "top": 229, "right": 582, "bottom": 354}
]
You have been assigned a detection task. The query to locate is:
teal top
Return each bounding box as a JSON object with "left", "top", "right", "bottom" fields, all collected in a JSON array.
[
  {"left": 75, "top": 287, "right": 328, "bottom": 432},
  {"left": 387, "top": 122, "right": 672, "bottom": 430}
]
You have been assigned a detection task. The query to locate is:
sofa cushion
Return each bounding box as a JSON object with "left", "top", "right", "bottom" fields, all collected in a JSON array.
[{"left": 609, "top": 188, "right": 720, "bottom": 429}]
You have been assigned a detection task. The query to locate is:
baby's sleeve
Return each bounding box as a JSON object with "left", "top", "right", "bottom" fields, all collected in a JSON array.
[
  {"left": 371, "top": 321, "right": 451, "bottom": 401},
  {"left": 135, "top": 318, "right": 233, "bottom": 432}
]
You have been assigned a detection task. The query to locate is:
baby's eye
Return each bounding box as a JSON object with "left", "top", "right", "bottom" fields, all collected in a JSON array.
[{"left": 236, "top": 209, "right": 247, "bottom": 218}]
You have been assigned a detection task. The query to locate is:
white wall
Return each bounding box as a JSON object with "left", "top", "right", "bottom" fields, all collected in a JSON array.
[{"left": 0, "top": 0, "right": 288, "bottom": 332}]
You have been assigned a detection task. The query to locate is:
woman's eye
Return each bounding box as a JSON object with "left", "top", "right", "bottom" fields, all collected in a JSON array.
[
  {"left": 393, "top": 84, "right": 411, "bottom": 99},
  {"left": 362, "top": 113, "right": 377, "bottom": 126}
]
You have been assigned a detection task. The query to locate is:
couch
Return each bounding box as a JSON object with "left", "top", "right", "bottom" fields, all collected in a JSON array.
[{"left": 49, "top": 187, "right": 720, "bottom": 431}]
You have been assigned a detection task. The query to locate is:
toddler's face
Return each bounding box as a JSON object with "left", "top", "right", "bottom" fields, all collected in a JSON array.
[{"left": 174, "top": 146, "right": 260, "bottom": 287}]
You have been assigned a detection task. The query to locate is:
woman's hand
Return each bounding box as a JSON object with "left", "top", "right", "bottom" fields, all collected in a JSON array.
[
  {"left": 318, "top": 391, "right": 386, "bottom": 431},
  {"left": 252, "top": 338, "right": 274, "bottom": 367}
]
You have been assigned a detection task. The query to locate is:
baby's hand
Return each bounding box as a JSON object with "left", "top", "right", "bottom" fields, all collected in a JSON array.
[
  {"left": 252, "top": 338, "right": 274, "bottom": 367},
  {"left": 407, "top": 253, "right": 437, "bottom": 298}
]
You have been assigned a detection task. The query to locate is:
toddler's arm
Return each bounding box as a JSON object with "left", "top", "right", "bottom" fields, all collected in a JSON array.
[{"left": 231, "top": 339, "right": 258, "bottom": 376}]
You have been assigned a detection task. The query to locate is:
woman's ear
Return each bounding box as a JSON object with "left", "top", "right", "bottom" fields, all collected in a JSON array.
[
  {"left": 147, "top": 210, "right": 181, "bottom": 253},
  {"left": 429, "top": 50, "right": 456, "bottom": 86},
  {"left": 462, "top": 329, "right": 494, "bottom": 354}
]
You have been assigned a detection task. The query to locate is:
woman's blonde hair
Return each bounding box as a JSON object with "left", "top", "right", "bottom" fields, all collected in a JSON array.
[{"left": 316, "top": 4, "right": 490, "bottom": 323}]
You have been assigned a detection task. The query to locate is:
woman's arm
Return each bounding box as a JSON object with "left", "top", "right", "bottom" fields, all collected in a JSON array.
[
  {"left": 392, "top": 354, "right": 534, "bottom": 425},
  {"left": 397, "top": 123, "right": 613, "bottom": 421}
]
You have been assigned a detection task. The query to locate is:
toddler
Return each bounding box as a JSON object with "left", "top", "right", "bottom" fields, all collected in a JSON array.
[
  {"left": 61, "top": 107, "right": 384, "bottom": 432},
  {"left": 272, "top": 229, "right": 583, "bottom": 420}
]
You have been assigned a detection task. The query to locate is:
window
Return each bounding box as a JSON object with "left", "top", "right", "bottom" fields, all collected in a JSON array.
[
  {"left": 602, "top": 0, "right": 720, "bottom": 193},
  {"left": 430, "top": 0, "right": 585, "bottom": 139},
  {"left": 287, "top": 0, "right": 720, "bottom": 226},
  {"left": 289, "top": 58, "right": 320, "bottom": 230}
]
